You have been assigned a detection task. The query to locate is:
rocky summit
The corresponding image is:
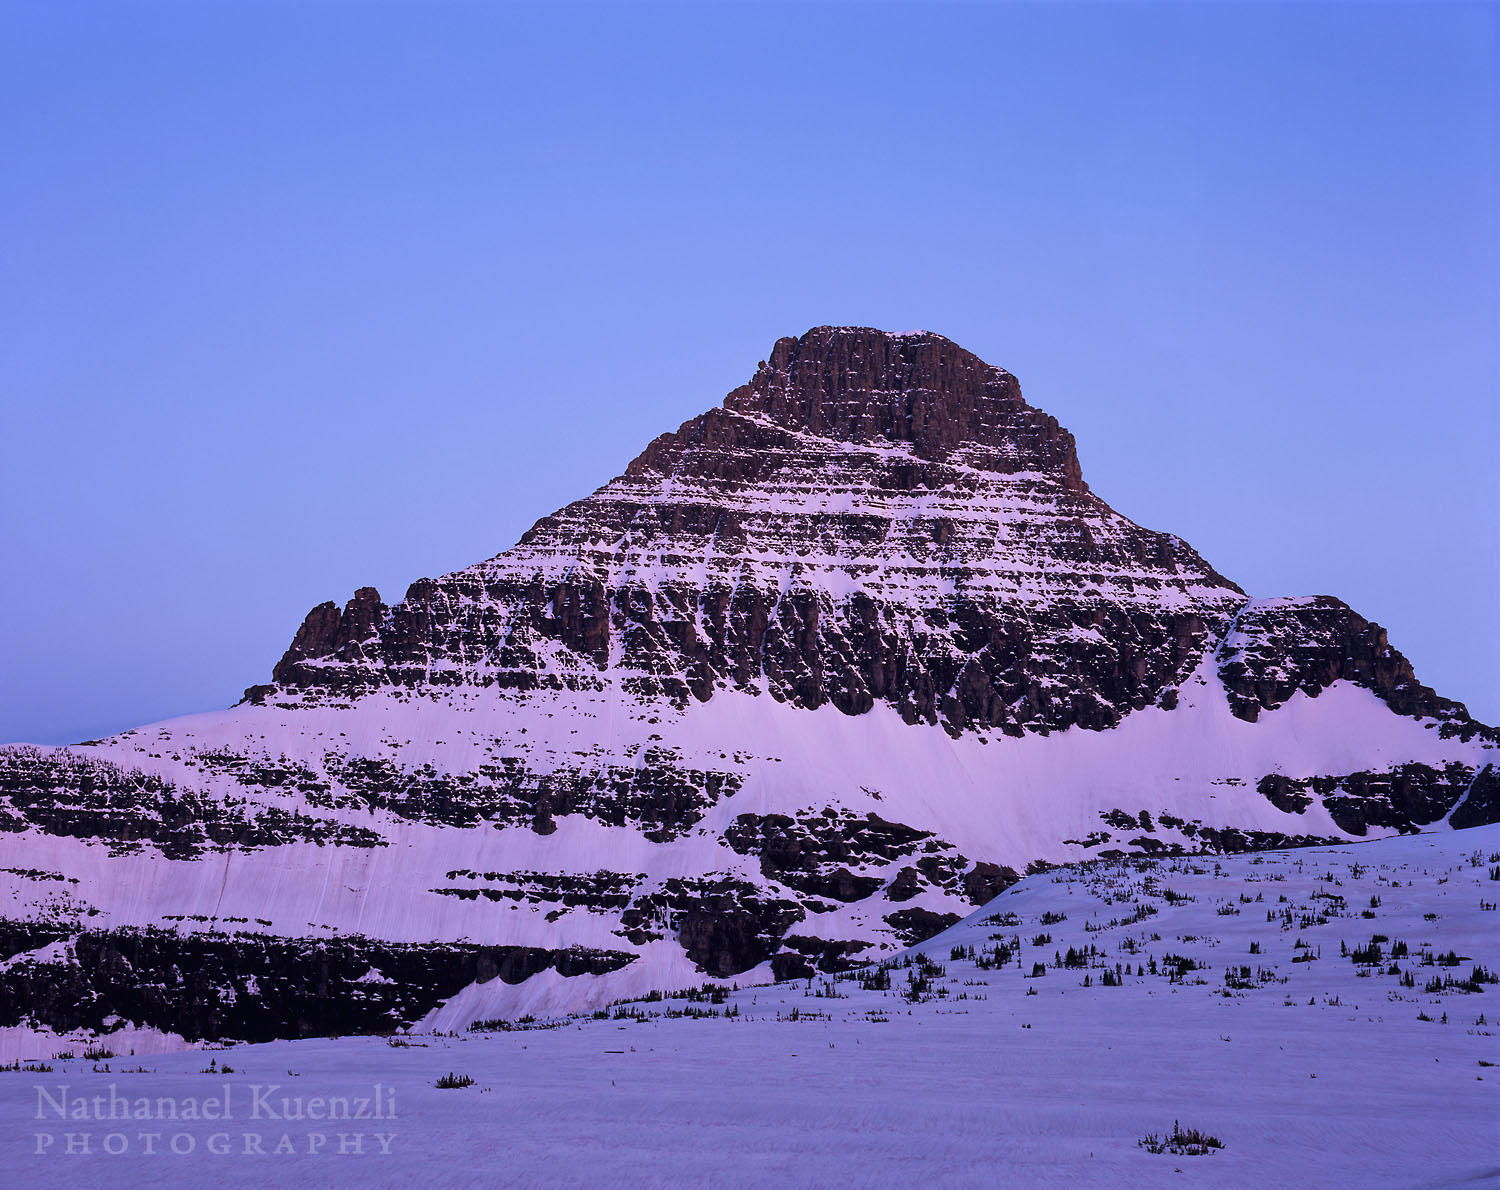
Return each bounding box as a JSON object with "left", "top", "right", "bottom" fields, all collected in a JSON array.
[{"left": 1, "top": 326, "right": 1494, "bottom": 1049}]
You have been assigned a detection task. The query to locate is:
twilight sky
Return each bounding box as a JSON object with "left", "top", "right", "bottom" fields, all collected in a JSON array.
[{"left": 2, "top": 1, "right": 1497, "bottom": 743}]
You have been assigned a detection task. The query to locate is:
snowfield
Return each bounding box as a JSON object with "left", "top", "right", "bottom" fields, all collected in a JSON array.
[
  {"left": 5, "top": 327, "right": 1495, "bottom": 1040},
  {"left": 2, "top": 824, "right": 1496, "bottom": 1188},
  {"left": 2, "top": 656, "right": 1492, "bottom": 1030}
]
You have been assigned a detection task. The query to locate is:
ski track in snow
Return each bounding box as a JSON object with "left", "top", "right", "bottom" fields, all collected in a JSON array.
[{"left": 3, "top": 825, "right": 1495, "bottom": 1188}]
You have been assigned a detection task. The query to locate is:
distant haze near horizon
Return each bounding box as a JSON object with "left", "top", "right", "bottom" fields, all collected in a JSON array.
[{"left": 3, "top": 2, "right": 1496, "bottom": 743}]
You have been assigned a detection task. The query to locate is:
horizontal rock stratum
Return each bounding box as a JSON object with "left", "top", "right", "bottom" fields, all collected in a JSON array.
[{"left": 1, "top": 326, "right": 1494, "bottom": 1047}]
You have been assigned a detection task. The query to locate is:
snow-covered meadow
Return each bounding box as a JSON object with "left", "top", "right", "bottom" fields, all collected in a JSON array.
[{"left": 2, "top": 825, "right": 1495, "bottom": 1188}]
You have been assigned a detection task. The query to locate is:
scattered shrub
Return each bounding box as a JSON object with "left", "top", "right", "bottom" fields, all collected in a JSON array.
[{"left": 1139, "top": 1121, "right": 1224, "bottom": 1156}]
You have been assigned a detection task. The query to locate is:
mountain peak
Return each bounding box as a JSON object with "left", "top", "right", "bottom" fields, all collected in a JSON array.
[
  {"left": 723, "top": 325, "right": 1086, "bottom": 489},
  {"left": 5, "top": 323, "right": 1494, "bottom": 1052}
]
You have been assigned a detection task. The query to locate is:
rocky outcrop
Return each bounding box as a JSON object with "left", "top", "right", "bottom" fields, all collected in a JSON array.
[
  {"left": 883, "top": 908, "right": 962, "bottom": 945},
  {"left": 963, "top": 862, "right": 1020, "bottom": 906},
  {"left": 1253, "top": 762, "right": 1485, "bottom": 835},
  {"left": 1450, "top": 764, "right": 1500, "bottom": 830},
  {"left": 252, "top": 328, "right": 1249, "bottom": 738},
  {"left": 251, "top": 330, "right": 1483, "bottom": 748},
  {"left": 1218, "top": 598, "right": 1483, "bottom": 731},
  {"left": 772, "top": 935, "right": 874, "bottom": 980},
  {"left": 432, "top": 870, "right": 642, "bottom": 910},
  {"left": 0, "top": 926, "right": 634, "bottom": 1043},
  {"left": 723, "top": 810, "right": 936, "bottom": 880},
  {"left": 316, "top": 748, "right": 740, "bottom": 840},
  {"left": 0, "top": 324, "right": 1493, "bottom": 1044},
  {"left": 0, "top": 746, "right": 385, "bottom": 857},
  {"left": 718, "top": 326, "right": 1088, "bottom": 486},
  {"left": 618, "top": 878, "right": 805, "bottom": 978}
]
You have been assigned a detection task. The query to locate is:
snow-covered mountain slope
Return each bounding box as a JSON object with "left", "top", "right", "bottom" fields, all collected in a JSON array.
[
  {"left": 0, "top": 326, "right": 1494, "bottom": 1042},
  {"left": 3, "top": 826, "right": 1495, "bottom": 1189}
]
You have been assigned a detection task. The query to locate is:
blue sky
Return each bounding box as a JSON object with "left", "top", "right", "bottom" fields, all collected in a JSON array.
[{"left": 3, "top": 1, "right": 1496, "bottom": 743}]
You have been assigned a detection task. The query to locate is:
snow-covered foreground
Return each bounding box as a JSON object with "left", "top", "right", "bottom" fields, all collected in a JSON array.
[{"left": 2, "top": 826, "right": 1496, "bottom": 1188}]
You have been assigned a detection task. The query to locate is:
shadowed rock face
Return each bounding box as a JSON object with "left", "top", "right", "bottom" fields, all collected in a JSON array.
[
  {"left": 1254, "top": 762, "right": 1494, "bottom": 836},
  {"left": 0, "top": 925, "right": 634, "bottom": 1043},
  {"left": 1217, "top": 597, "right": 1475, "bottom": 730},
  {"left": 0, "top": 746, "right": 387, "bottom": 858},
  {"left": 722, "top": 327, "right": 1088, "bottom": 484},
  {"left": 1449, "top": 764, "right": 1500, "bottom": 830},
  {"left": 251, "top": 327, "right": 1481, "bottom": 745},
  {"left": 251, "top": 327, "right": 1256, "bottom": 737},
  {"left": 1, "top": 325, "right": 1493, "bottom": 1043},
  {"left": 617, "top": 878, "right": 806, "bottom": 978}
]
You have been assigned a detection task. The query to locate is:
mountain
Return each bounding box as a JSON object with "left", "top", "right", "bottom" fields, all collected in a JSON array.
[
  {"left": 1, "top": 326, "right": 1494, "bottom": 1050},
  {"left": 8, "top": 825, "right": 1491, "bottom": 1187}
]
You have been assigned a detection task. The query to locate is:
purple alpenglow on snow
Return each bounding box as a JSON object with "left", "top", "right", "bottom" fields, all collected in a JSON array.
[
  {"left": 0, "top": 327, "right": 1494, "bottom": 1047},
  {"left": 1, "top": 825, "right": 1494, "bottom": 1188}
]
